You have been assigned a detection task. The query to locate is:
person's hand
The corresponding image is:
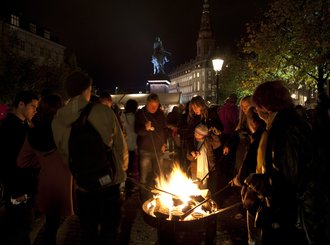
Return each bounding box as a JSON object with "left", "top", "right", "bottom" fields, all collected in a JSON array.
[
  {"left": 241, "top": 185, "right": 261, "bottom": 213},
  {"left": 229, "top": 176, "right": 241, "bottom": 187},
  {"left": 210, "top": 127, "right": 221, "bottom": 135},
  {"left": 244, "top": 173, "right": 269, "bottom": 196},
  {"left": 190, "top": 151, "right": 200, "bottom": 159},
  {"left": 145, "top": 121, "right": 154, "bottom": 131},
  {"left": 223, "top": 146, "right": 229, "bottom": 155},
  {"left": 161, "top": 144, "right": 166, "bottom": 153}
]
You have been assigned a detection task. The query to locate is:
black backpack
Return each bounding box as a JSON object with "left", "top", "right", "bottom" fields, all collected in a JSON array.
[{"left": 68, "top": 103, "right": 117, "bottom": 191}]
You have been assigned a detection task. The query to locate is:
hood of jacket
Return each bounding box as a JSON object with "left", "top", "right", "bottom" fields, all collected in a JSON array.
[{"left": 52, "top": 96, "right": 88, "bottom": 160}]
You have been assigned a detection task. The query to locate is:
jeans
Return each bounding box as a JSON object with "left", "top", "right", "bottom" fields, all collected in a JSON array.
[
  {"left": 76, "top": 184, "right": 122, "bottom": 245},
  {"left": 138, "top": 149, "right": 164, "bottom": 202},
  {"left": 0, "top": 199, "right": 34, "bottom": 245}
]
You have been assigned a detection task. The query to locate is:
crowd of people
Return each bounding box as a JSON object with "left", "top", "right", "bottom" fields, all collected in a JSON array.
[{"left": 0, "top": 71, "right": 329, "bottom": 244}]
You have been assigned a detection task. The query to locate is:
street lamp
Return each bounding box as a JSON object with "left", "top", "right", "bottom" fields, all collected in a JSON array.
[{"left": 212, "top": 57, "right": 224, "bottom": 104}]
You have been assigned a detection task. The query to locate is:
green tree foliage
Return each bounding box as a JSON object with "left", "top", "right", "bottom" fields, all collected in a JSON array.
[
  {"left": 220, "top": 53, "right": 253, "bottom": 103},
  {"left": 241, "top": 0, "right": 329, "bottom": 96}
]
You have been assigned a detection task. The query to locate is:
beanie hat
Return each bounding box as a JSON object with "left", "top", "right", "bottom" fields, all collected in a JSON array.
[
  {"left": 195, "top": 124, "right": 209, "bottom": 136},
  {"left": 65, "top": 71, "right": 92, "bottom": 98}
]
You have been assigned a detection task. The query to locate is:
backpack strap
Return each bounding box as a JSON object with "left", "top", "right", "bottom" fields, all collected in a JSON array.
[{"left": 74, "top": 103, "right": 94, "bottom": 126}]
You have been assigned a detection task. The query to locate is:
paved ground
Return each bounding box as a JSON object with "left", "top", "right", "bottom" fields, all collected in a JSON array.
[
  {"left": 20, "top": 153, "right": 249, "bottom": 244},
  {"left": 31, "top": 186, "right": 248, "bottom": 245}
]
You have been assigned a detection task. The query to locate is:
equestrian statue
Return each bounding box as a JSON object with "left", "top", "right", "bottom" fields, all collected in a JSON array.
[{"left": 151, "top": 37, "right": 171, "bottom": 75}]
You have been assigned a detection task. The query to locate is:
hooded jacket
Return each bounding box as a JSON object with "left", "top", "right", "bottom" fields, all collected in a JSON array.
[{"left": 52, "top": 96, "right": 128, "bottom": 186}]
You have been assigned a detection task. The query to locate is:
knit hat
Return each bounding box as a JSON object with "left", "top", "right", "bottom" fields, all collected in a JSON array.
[
  {"left": 65, "top": 71, "right": 92, "bottom": 98},
  {"left": 195, "top": 124, "right": 209, "bottom": 136}
]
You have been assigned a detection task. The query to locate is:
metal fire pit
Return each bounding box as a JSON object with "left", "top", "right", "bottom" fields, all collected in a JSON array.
[{"left": 142, "top": 197, "right": 218, "bottom": 245}]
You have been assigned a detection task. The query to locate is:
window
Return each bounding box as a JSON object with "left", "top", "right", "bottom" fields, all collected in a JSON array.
[
  {"left": 30, "top": 23, "right": 37, "bottom": 33},
  {"left": 44, "top": 30, "right": 50, "bottom": 39},
  {"left": 40, "top": 47, "right": 45, "bottom": 57},
  {"left": 30, "top": 43, "right": 35, "bottom": 55},
  {"left": 197, "top": 72, "right": 200, "bottom": 78},
  {"left": 19, "top": 40, "right": 25, "bottom": 51},
  {"left": 11, "top": 14, "right": 19, "bottom": 26}
]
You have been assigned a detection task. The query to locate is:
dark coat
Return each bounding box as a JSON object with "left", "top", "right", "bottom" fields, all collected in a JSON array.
[
  {"left": 135, "top": 107, "right": 167, "bottom": 152},
  {"left": 235, "top": 128, "right": 265, "bottom": 186},
  {"left": 17, "top": 121, "right": 73, "bottom": 216},
  {"left": 261, "top": 109, "right": 324, "bottom": 243},
  {"left": 0, "top": 113, "right": 39, "bottom": 199}
]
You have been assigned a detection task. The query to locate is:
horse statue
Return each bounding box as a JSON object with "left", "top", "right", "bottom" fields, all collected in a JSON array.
[{"left": 151, "top": 37, "right": 170, "bottom": 75}]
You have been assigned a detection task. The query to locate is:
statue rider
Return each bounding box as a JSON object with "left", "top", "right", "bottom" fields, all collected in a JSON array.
[{"left": 151, "top": 37, "right": 170, "bottom": 75}]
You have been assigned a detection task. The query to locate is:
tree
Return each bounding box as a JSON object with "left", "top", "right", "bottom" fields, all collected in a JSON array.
[
  {"left": 241, "top": 0, "right": 329, "bottom": 101},
  {"left": 220, "top": 52, "right": 254, "bottom": 102}
]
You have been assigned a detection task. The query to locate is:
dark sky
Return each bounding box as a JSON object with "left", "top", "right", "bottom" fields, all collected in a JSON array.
[{"left": 2, "top": 0, "right": 267, "bottom": 93}]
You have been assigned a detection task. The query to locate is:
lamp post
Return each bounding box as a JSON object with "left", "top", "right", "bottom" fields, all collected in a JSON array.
[{"left": 212, "top": 57, "right": 224, "bottom": 104}]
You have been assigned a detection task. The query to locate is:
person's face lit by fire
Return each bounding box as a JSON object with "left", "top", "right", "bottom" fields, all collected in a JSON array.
[
  {"left": 194, "top": 131, "right": 205, "bottom": 142},
  {"left": 146, "top": 100, "right": 159, "bottom": 114},
  {"left": 255, "top": 106, "right": 271, "bottom": 124},
  {"left": 191, "top": 104, "right": 202, "bottom": 116},
  {"left": 241, "top": 100, "right": 251, "bottom": 115}
]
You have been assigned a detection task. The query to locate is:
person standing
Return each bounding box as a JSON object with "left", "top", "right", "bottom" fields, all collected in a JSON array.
[
  {"left": 230, "top": 106, "right": 266, "bottom": 245},
  {"left": 166, "top": 106, "right": 180, "bottom": 157},
  {"left": 244, "top": 80, "right": 326, "bottom": 244},
  {"left": 120, "top": 99, "right": 139, "bottom": 193},
  {"left": 52, "top": 71, "right": 128, "bottom": 245},
  {"left": 17, "top": 94, "right": 73, "bottom": 245},
  {"left": 0, "top": 90, "right": 39, "bottom": 245},
  {"left": 135, "top": 93, "right": 167, "bottom": 202}
]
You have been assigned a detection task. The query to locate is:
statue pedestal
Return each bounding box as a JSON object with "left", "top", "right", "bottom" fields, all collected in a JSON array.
[{"left": 148, "top": 74, "right": 170, "bottom": 93}]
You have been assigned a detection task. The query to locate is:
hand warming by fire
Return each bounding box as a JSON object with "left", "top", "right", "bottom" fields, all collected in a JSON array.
[{"left": 143, "top": 164, "right": 218, "bottom": 221}]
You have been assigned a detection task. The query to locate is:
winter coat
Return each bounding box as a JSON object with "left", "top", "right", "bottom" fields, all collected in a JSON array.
[
  {"left": 120, "top": 112, "right": 137, "bottom": 151},
  {"left": 135, "top": 106, "right": 167, "bottom": 152},
  {"left": 52, "top": 96, "right": 128, "bottom": 186},
  {"left": 17, "top": 134, "right": 73, "bottom": 216},
  {"left": 218, "top": 101, "right": 239, "bottom": 135},
  {"left": 0, "top": 113, "right": 39, "bottom": 199},
  {"left": 254, "top": 109, "right": 324, "bottom": 243}
]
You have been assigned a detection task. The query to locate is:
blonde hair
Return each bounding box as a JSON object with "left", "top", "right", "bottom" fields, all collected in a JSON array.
[{"left": 236, "top": 95, "right": 252, "bottom": 131}]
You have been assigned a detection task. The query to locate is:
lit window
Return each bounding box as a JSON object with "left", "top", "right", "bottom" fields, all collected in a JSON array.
[
  {"left": 197, "top": 72, "right": 200, "bottom": 78},
  {"left": 11, "top": 14, "right": 19, "bottom": 26}
]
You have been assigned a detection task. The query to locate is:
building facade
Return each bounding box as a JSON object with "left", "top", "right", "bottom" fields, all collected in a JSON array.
[
  {"left": 168, "top": 0, "right": 218, "bottom": 104},
  {"left": 0, "top": 14, "right": 66, "bottom": 74}
]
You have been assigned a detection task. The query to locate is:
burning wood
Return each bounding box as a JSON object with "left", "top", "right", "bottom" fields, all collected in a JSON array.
[{"left": 144, "top": 164, "right": 218, "bottom": 221}]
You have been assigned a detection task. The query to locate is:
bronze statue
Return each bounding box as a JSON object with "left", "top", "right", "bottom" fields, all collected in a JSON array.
[{"left": 151, "top": 37, "right": 170, "bottom": 75}]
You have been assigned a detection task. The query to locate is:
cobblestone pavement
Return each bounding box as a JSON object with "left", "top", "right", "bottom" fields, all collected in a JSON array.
[{"left": 32, "top": 187, "right": 248, "bottom": 245}]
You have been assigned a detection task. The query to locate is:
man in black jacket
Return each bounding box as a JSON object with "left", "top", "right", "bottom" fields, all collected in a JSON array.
[
  {"left": 135, "top": 93, "right": 167, "bottom": 202},
  {"left": 0, "top": 91, "right": 39, "bottom": 245}
]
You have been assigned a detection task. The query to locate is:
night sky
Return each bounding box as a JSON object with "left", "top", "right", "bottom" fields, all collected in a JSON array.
[{"left": 2, "top": 0, "right": 267, "bottom": 93}]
